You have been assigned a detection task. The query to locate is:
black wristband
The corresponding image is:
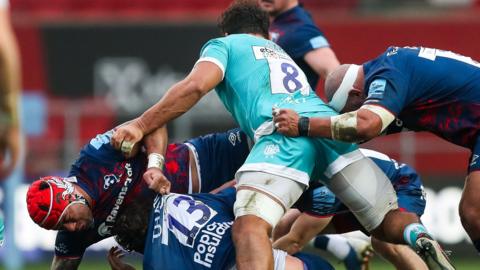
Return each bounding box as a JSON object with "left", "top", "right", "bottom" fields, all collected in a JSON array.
[{"left": 298, "top": 117, "right": 310, "bottom": 136}]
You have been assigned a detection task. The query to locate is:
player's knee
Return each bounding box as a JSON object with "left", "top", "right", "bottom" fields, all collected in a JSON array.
[
  {"left": 233, "top": 189, "right": 285, "bottom": 228},
  {"left": 372, "top": 237, "right": 398, "bottom": 259},
  {"left": 459, "top": 200, "right": 480, "bottom": 228},
  {"left": 232, "top": 215, "right": 271, "bottom": 244}
]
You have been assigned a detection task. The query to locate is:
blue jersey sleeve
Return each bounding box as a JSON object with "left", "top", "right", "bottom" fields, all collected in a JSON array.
[
  {"left": 198, "top": 38, "right": 229, "bottom": 77},
  {"left": 363, "top": 77, "right": 406, "bottom": 116},
  {"left": 294, "top": 184, "right": 342, "bottom": 216},
  {"left": 186, "top": 128, "right": 249, "bottom": 192},
  {"left": 282, "top": 25, "right": 329, "bottom": 60},
  {"left": 363, "top": 48, "right": 410, "bottom": 115}
]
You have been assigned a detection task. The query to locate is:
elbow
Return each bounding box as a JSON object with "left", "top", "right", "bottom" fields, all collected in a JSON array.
[
  {"left": 185, "top": 79, "right": 209, "bottom": 99},
  {"left": 356, "top": 119, "right": 381, "bottom": 141}
]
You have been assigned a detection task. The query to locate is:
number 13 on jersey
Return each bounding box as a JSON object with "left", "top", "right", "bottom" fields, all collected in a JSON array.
[{"left": 253, "top": 46, "right": 310, "bottom": 96}]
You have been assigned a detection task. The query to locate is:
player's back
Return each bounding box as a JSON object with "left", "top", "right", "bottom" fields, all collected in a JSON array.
[
  {"left": 54, "top": 131, "right": 154, "bottom": 258},
  {"left": 200, "top": 34, "right": 334, "bottom": 139},
  {"left": 143, "top": 188, "right": 237, "bottom": 270},
  {"left": 69, "top": 131, "right": 153, "bottom": 237},
  {"left": 365, "top": 46, "right": 480, "bottom": 147}
]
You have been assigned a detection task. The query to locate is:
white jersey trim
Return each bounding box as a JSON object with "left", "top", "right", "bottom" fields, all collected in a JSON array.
[
  {"left": 236, "top": 162, "right": 310, "bottom": 186},
  {"left": 184, "top": 142, "right": 201, "bottom": 193},
  {"left": 360, "top": 104, "right": 395, "bottom": 132},
  {"left": 324, "top": 149, "right": 365, "bottom": 178},
  {"left": 359, "top": 148, "right": 392, "bottom": 162},
  {"left": 195, "top": 57, "right": 225, "bottom": 80}
]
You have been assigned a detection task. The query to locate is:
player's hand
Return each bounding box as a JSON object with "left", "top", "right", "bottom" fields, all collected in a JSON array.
[
  {"left": 143, "top": 167, "right": 171, "bottom": 195},
  {"left": 107, "top": 246, "right": 136, "bottom": 270},
  {"left": 272, "top": 108, "right": 300, "bottom": 137},
  {"left": 0, "top": 126, "right": 21, "bottom": 181},
  {"left": 111, "top": 120, "right": 145, "bottom": 157}
]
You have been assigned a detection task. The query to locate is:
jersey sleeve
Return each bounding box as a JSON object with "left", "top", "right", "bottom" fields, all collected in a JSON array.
[
  {"left": 294, "top": 185, "right": 341, "bottom": 217},
  {"left": 196, "top": 38, "right": 229, "bottom": 79},
  {"left": 282, "top": 25, "right": 330, "bottom": 59},
  {"left": 54, "top": 230, "right": 104, "bottom": 258},
  {"left": 363, "top": 75, "right": 408, "bottom": 116}
]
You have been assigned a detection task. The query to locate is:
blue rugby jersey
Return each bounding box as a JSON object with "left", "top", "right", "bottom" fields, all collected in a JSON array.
[
  {"left": 186, "top": 128, "right": 249, "bottom": 192},
  {"left": 270, "top": 6, "right": 331, "bottom": 89},
  {"left": 54, "top": 130, "right": 248, "bottom": 258},
  {"left": 143, "top": 188, "right": 237, "bottom": 270},
  {"left": 363, "top": 46, "right": 480, "bottom": 150}
]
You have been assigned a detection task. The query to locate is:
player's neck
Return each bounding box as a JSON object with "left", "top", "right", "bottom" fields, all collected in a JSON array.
[
  {"left": 247, "top": 33, "right": 267, "bottom": 39},
  {"left": 278, "top": 2, "right": 298, "bottom": 17}
]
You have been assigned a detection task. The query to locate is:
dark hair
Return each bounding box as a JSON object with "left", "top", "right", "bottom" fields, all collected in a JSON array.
[
  {"left": 112, "top": 197, "right": 154, "bottom": 254},
  {"left": 218, "top": 1, "right": 270, "bottom": 39}
]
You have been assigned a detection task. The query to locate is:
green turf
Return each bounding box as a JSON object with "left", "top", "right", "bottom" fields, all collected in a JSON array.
[{"left": 1, "top": 257, "right": 478, "bottom": 270}]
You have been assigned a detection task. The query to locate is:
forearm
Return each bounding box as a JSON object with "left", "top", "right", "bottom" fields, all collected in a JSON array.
[
  {"left": 137, "top": 79, "right": 205, "bottom": 135},
  {"left": 307, "top": 117, "right": 333, "bottom": 139},
  {"left": 51, "top": 256, "right": 81, "bottom": 270},
  {"left": 144, "top": 125, "right": 168, "bottom": 156},
  {"left": 0, "top": 10, "right": 21, "bottom": 128},
  {"left": 308, "top": 109, "right": 384, "bottom": 143},
  {"left": 273, "top": 233, "right": 303, "bottom": 255}
]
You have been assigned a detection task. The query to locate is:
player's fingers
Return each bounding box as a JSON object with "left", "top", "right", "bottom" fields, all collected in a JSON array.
[
  {"left": 143, "top": 173, "right": 154, "bottom": 186},
  {"left": 272, "top": 107, "right": 280, "bottom": 116},
  {"left": 113, "top": 247, "right": 124, "bottom": 257},
  {"left": 107, "top": 247, "right": 118, "bottom": 265},
  {"left": 164, "top": 180, "right": 171, "bottom": 194},
  {"left": 120, "top": 140, "right": 136, "bottom": 156},
  {"left": 110, "top": 130, "right": 124, "bottom": 149},
  {"left": 116, "top": 251, "right": 126, "bottom": 258}
]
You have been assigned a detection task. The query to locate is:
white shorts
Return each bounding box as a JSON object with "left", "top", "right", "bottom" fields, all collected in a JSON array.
[
  {"left": 234, "top": 171, "right": 306, "bottom": 227},
  {"left": 327, "top": 157, "right": 398, "bottom": 231}
]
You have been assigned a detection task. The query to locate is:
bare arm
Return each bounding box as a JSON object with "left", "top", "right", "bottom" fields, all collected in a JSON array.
[
  {"left": 309, "top": 108, "right": 384, "bottom": 141},
  {"left": 136, "top": 62, "right": 222, "bottom": 135},
  {"left": 209, "top": 179, "right": 236, "bottom": 194},
  {"left": 142, "top": 125, "right": 171, "bottom": 194},
  {"left": 274, "top": 107, "right": 387, "bottom": 143},
  {"left": 111, "top": 61, "right": 223, "bottom": 151},
  {"left": 51, "top": 256, "right": 82, "bottom": 270},
  {"left": 144, "top": 125, "right": 168, "bottom": 156},
  {"left": 304, "top": 47, "right": 340, "bottom": 80},
  {"left": 0, "top": 5, "right": 21, "bottom": 178},
  {"left": 272, "top": 213, "right": 332, "bottom": 254},
  {"left": 0, "top": 6, "right": 20, "bottom": 127}
]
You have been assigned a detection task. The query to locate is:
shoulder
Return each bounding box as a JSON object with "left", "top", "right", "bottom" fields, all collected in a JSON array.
[{"left": 200, "top": 37, "right": 230, "bottom": 54}]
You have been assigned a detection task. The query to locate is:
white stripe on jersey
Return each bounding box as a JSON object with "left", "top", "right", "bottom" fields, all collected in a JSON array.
[{"left": 359, "top": 148, "right": 392, "bottom": 162}]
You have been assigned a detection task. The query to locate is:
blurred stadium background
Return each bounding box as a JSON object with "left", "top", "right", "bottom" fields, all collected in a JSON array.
[{"left": 1, "top": 0, "right": 480, "bottom": 269}]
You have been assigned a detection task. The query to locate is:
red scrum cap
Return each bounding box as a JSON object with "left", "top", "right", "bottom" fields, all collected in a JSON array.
[{"left": 26, "top": 176, "right": 86, "bottom": 230}]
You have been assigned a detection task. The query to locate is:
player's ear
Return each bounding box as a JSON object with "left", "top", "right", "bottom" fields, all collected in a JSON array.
[{"left": 348, "top": 88, "right": 362, "bottom": 97}]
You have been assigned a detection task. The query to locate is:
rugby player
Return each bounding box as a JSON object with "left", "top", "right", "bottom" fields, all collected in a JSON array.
[
  {"left": 0, "top": 0, "right": 21, "bottom": 180},
  {"left": 110, "top": 3, "right": 450, "bottom": 269},
  {"left": 259, "top": 0, "right": 340, "bottom": 89},
  {"left": 25, "top": 127, "right": 249, "bottom": 270},
  {"left": 109, "top": 187, "right": 334, "bottom": 270},
  {"left": 273, "top": 45, "right": 480, "bottom": 256},
  {"left": 274, "top": 148, "right": 429, "bottom": 270}
]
